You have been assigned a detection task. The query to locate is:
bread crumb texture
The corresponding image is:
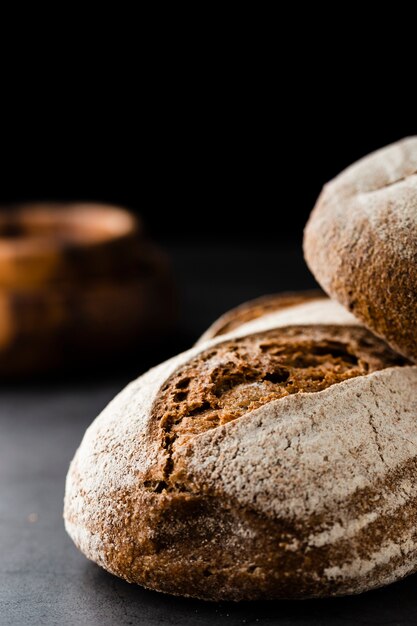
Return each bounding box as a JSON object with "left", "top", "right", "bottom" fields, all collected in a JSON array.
[{"left": 154, "top": 325, "right": 404, "bottom": 464}]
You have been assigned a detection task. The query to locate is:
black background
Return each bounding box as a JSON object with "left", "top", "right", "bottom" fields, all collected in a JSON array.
[{"left": 3, "top": 99, "right": 415, "bottom": 244}]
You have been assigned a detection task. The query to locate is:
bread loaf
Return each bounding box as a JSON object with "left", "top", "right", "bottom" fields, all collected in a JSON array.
[
  {"left": 304, "top": 136, "right": 417, "bottom": 362},
  {"left": 64, "top": 296, "right": 417, "bottom": 601}
]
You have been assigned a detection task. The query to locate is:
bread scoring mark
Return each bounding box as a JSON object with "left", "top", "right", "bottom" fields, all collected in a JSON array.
[
  {"left": 151, "top": 325, "right": 406, "bottom": 491},
  {"left": 361, "top": 170, "right": 417, "bottom": 194}
]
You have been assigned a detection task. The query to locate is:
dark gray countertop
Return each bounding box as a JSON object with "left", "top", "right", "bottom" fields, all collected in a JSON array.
[{"left": 1, "top": 243, "right": 416, "bottom": 625}]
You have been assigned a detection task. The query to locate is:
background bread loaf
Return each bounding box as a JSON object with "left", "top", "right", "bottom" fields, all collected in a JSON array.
[{"left": 197, "top": 290, "right": 325, "bottom": 343}]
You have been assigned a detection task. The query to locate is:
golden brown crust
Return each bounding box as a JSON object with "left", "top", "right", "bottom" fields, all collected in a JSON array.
[
  {"left": 85, "top": 453, "right": 417, "bottom": 601},
  {"left": 304, "top": 137, "right": 417, "bottom": 362}
]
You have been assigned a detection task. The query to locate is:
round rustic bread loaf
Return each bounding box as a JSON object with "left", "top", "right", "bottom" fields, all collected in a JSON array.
[
  {"left": 0, "top": 203, "right": 175, "bottom": 375},
  {"left": 64, "top": 295, "right": 417, "bottom": 601},
  {"left": 304, "top": 136, "right": 417, "bottom": 362}
]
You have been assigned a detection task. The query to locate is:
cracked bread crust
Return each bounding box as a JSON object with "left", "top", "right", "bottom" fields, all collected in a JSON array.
[
  {"left": 152, "top": 325, "right": 404, "bottom": 485},
  {"left": 64, "top": 299, "right": 417, "bottom": 601},
  {"left": 304, "top": 136, "right": 417, "bottom": 362}
]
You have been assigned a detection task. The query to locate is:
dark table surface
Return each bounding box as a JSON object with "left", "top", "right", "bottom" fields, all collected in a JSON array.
[{"left": 2, "top": 242, "right": 417, "bottom": 626}]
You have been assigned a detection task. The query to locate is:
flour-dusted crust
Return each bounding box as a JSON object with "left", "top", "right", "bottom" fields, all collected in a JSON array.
[
  {"left": 202, "top": 296, "right": 360, "bottom": 344},
  {"left": 185, "top": 367, "right": 417, "bottom": 595},
  {"left": 304, "top": 136, "right": 417, "bottom": 362},
  {"left": 64, "top": 298, "right": 417, "bottom": 601}
]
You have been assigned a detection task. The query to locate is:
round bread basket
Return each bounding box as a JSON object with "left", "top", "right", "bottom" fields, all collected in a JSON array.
[{"left": 0, "top": 203, "right": 175, "bottom": 376}]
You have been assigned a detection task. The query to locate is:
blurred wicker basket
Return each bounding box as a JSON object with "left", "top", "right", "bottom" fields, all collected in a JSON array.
[{"left": 0, "top": 203, "right": 176, "bottom": 376}]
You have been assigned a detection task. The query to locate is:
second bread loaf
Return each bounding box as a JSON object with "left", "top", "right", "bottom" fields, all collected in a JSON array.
[{"left": 64, "top": 295, "right": 417, "bottom": 601}]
